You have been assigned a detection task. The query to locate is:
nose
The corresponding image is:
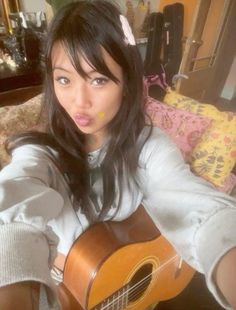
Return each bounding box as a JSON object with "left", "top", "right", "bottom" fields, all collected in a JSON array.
[{"left": 73, "top": 81, "right": 91, "bottom": 109}]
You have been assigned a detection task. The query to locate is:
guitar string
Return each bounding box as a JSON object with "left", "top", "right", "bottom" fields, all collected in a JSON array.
[
  {"left": 96, "top": 254, "right": 179, "bottom": 310},
  {"left": 95, "top": 254, "right": 179, "bottom": 310},
  {"left": 102, "top": 273, "right": 153, "bottom": 309},
  {"left": 118, "top": 255, "right": 179, "bottom": 308}
]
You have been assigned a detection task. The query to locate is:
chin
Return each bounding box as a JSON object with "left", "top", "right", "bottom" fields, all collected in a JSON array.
[{"left": 75, "top": 124, "right": 97, "bottom": 135}]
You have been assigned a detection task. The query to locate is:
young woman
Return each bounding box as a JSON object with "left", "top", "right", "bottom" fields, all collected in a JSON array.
[{"left": 0, "top": 1, "right": 236, "bottom": 309}]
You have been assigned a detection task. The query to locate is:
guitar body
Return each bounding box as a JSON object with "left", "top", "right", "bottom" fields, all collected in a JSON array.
[{"left": 59, "top": 207, "right": 195, "bottom": 310}]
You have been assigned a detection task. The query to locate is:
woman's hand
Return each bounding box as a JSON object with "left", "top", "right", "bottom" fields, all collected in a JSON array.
[
  {"left": 0, "top": 281, "right": 40, "bottom": 310},
  {"left": 214, "top": 247, "right": 236, "bottom": 309}
]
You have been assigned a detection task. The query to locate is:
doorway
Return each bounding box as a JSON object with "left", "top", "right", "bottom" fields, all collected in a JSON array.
[{"left": 176, "top": 0, "right": 236, "bottom": 103}]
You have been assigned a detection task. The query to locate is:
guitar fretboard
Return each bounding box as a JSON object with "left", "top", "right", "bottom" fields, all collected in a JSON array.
[
  {"left": 91, "top": 283, "right": 130, "bottom": 310},
  {"left": 91, "top": 263, "right": 153, "bottom": 310}
]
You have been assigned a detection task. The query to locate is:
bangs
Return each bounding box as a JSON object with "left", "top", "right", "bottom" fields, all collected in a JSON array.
[{"left": 60, "top": 18, "right": 120, "bottom": 84}]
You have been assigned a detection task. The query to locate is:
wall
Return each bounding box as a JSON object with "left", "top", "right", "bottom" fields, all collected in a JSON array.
[
  {"left": 20, "top": 0, "right": 45, "bottom": 12},
  {"left": 117, "top": 0, "right": 160, "bottom": 14},
  {"left": 220, "top": 55, "right": 236, "bottom": 100}
]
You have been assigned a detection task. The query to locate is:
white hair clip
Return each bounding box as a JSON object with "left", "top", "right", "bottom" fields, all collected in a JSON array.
[{"left": 119, "top": 15, "right": 136, "bottom": 46}]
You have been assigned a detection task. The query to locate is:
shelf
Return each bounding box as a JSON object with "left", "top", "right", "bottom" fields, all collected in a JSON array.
[{"left": 0, "top": 62, "right": 43, "bottom": 92}]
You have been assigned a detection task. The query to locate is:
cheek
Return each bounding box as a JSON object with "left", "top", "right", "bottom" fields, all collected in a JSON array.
[
  {"left": 112, "top": 89, "right": 123, "bottom": 114},
  {"left": 101, "top": 95, "right": 122, "bottom": 121},
  {"left": 54, "top": 86, "right": 68, "bottom": 109},
  {"left": 108, "top": 87, "right": 123, "bottom": 113},
  {"left": 96, "top": 87, "right": 122, "bottom": 117}
]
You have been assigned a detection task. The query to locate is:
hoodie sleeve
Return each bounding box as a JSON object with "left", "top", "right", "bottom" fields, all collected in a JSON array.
[
  {"left": 141, "top": 128, "right": 236, "bottom": 309},
  {"left": 0, "top": 144, "right": 66, "bottom": 309}
]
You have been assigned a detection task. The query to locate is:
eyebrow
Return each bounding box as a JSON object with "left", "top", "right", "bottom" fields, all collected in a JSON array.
[
  {"left": 53, "top": 66, "right": 98, "bottom": 75},
  {"left": 53, "top": 66, "right": 71, "bottom": 73}
]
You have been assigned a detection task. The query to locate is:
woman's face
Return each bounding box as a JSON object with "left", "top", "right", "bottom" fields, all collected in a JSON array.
[{"left": 51, "top": 42, "right": 124, "bottom": 151}]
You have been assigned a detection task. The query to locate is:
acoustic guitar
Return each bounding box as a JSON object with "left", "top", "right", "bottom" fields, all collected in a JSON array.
[{"left": 59, "top": 206, "right": 195, "bottom": 310}]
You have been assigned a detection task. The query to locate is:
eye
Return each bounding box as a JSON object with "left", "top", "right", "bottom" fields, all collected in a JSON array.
[
  {"left": 55, "top": 76, "right": 70, "bottom": 86},
  {"left": 91, "top": 77, "right": 109, "bottom": 87}
]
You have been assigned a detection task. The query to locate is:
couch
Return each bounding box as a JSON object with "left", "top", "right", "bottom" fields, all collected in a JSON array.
[{"left": 0, "top": 91, "right": 235, "bottom": 197}]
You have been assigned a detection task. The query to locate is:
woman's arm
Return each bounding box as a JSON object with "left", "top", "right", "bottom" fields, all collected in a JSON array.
[
  {"left": 214, "top": 247, "right": 236, "bottom": 309},
  {"left": 141, "top": 128, "right": 236, "bottom": 308},
  {"left": 0, "top": 282, "right": 40, "bottom": 310},
  {"left": 0, "top": 145, "right": 65, "bottom": 309}
]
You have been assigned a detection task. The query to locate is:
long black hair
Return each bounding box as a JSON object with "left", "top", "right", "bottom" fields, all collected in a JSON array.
[{"left": 7, "top": 0, "right": 151, "bottom": 222}]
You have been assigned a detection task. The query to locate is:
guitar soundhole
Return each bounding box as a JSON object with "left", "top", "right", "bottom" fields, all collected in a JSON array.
[{"left": 128, "top": 263, "right": 153, "bottom": 302}]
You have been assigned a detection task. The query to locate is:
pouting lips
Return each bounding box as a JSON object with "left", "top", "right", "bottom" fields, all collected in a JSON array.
[{"left": 74, "top": 114, "right": 92, "bottom": 126}]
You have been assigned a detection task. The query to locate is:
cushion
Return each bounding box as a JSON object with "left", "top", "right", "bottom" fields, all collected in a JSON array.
[
  {"left": 0, "top": 135, "right": 9, "bottom": 167},
  {"left": 163, "top": 90, "right": 236, "bottom": 188},
  {"left": 145, "top": 96, "right": 211, "bottom": 158},
  {"left": 0, "top": 94, "right": 43, "bottom": 132},
  {"left": 0, "top": 94, "right": 45, "bottom": 166},
  {"left": 217, "top": 173, "right": 236, "bottom": 194}
]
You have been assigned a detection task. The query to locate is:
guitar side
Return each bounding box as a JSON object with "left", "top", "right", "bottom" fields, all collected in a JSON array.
[{"left": 60, "top": 206, "right": 195, "bottom": 310}]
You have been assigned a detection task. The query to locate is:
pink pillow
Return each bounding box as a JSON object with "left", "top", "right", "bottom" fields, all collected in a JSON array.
[
  {"left": 145, "top": 96, "right": 235, "bottom": 194},
  {"left": 217, "top": 173, "right": 236, "bottom": 194},
  {"left": 145, "top": 96, "right": 212, "bottom": 158}
]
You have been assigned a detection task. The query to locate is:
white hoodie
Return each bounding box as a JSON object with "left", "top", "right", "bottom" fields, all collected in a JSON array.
[{"left": 0, "top": 127, "right": 236, "bottom": 309}]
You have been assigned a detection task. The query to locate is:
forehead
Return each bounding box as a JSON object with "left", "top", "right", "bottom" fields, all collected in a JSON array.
[
  {"left": 51, "top": 41, "right": 123, "bottom": 78},
  {"left": 51, "top": 42, "right": 75, "bottom": 70}
]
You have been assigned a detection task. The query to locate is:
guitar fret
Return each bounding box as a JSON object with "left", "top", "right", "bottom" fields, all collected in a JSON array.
[
  {"left": 124, "top": 285, "right": 129, "bottom": 308},
  {"left": 121, "top": 286, "right": 125, "bottom": 309},
  {"left": 117, "top": 290, "right": 121, "bottom": 309},
  {"left": 111, "top": 292, "right": 116, "bottom": 310},
  {"left": 91, "top": 283, "right": 130, "bottom": 310},
  {"left": 100, "top": 301, "right": 105, "bottom": 310}
]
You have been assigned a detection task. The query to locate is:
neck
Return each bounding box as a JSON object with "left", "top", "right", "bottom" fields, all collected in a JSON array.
[{"left": 85, "top": 134, "right": 105, "bottom": 153}]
